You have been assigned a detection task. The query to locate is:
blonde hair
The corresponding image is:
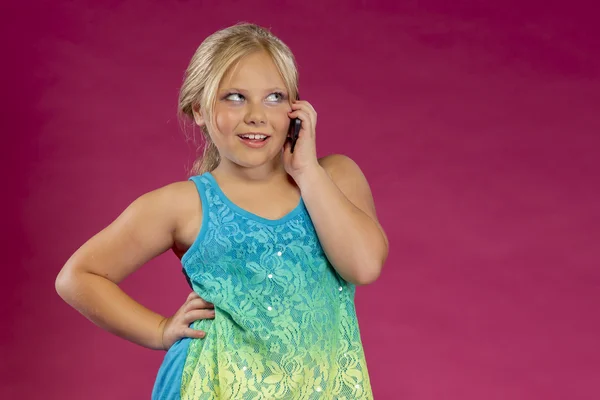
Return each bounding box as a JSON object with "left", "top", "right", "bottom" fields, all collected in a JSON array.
[{"left": 178, "top": 23, "right": 299, "bottom": 175}]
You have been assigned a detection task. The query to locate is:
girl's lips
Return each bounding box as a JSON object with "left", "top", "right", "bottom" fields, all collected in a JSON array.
[
  {"left": 238, "top": 135, "right": 271, "bottom": 148},
  {"left": 238, "top": 132, "right": 270, "bottom": 137}
]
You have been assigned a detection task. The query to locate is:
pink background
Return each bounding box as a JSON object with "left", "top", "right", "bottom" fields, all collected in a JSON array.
[{"left": 2, "top": 0, "right": 599, "bottom": 399}]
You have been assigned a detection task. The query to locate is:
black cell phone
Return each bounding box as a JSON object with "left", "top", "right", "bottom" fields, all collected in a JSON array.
[
  {"left": 288, "top": 93, "right": 301, "bottom": 153},
  {"left": 288, "top": 118, "right": 302, "bottom": 153}
]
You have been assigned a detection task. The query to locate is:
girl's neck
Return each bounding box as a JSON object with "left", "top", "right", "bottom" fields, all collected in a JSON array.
[{"left": 211, "top": 159, "right": 291, "bottom": 186}]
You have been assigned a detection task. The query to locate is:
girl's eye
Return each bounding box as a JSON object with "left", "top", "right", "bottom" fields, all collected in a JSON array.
[
  {"left": 225, "top": 93, "right": 245, "bottom": 102},
  {"left": 225, "top": 92, "right": 285, "bottom": 103},
  {"left": 266, "top": 92, "right": 284, "bottom": 102}
]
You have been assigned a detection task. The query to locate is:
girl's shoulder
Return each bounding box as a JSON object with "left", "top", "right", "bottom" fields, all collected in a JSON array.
[
  {"left": 318, "top": 153, "right": 355, "bottom": 168},
  {"left": 147, "top": 180, "right": 203, "bottom": 257},
  {"left": 159, "top": 179, "right": 203, "bottom": 216},
  {"left": 145, "top": 180, "right": 200, "bottom": 207},
  {"left": 130, "top": 180, "right": 202, "bottom": 229},
  {"left": 317, "top": 154, "right": 379, "bottom": 221},
  {"left": 318, "top": 153, "right": 366, "bottom": 184}
]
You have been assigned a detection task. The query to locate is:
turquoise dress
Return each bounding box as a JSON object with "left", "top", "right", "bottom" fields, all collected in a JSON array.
[{"left": 152, "top": 172, "right": 373, "bottom": 399}]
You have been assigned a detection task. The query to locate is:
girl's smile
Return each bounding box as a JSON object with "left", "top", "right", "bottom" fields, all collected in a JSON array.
[{"left": 237, "top": 131, "right": 272, "bottom": 148}]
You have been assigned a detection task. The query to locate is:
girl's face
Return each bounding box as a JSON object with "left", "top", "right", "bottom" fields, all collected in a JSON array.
[{"left": 199, "top": 51, "right": 292, "bottom": 170}]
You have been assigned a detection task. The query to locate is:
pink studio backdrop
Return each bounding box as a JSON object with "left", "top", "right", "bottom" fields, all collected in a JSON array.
[{"left": 2, "top": 0, "right": 599, "bottom": 399}]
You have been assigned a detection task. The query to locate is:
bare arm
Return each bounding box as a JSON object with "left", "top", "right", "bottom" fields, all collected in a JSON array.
[
  {"left": 55, "top": 181, "right": 197, "bottom": 350},
  {"left": 297, "top": 154, "right": 389, "bottom": 285}
]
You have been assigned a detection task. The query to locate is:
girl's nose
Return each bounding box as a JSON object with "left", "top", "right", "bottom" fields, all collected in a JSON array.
[{"left": 244, "top": 103, "right": 267, "bottom": 126}]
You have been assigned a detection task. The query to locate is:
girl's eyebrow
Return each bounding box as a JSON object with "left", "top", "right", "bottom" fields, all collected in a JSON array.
[{"left": 219, "top": 87, "right": 245, "bottom": 93}]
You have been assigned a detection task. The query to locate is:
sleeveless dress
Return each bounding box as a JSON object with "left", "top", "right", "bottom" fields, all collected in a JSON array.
[{"left": 152, "top": 172, "right": 373, "bottom": 399}]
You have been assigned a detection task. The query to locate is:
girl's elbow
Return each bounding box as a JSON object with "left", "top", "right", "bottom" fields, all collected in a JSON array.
[
  {"left": 55, "top": 268, "right": 74, "bottom": 299},
  {"left": 55, "top": 264, "right": 84, "bottom": 300},
  {"left": 353, "top": 264, "right": 383, "bottom": 286}
]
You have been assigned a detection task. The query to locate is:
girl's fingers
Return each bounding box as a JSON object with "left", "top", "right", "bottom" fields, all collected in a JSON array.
[
  {"left": 186, "top": 291, "right": 200, "bottom": 302},
  {"left": 289, "top": 100, "right": 317, "bottom": 131},
  {"left": 184, "top": 298, "right": 215, "bottom": 312},
  {"left": 183, "top": 309, "right": 216, "bottom": 324},
  {"left": 290, "top": 101, "right": 317, "bottom": 116},
  {"left": 182, "top": 327, "right": 206, "bottom": 339},
  {"left": 288, "top": 112, "right": 315, "bottom": 138},
  {"left": 288, "top": 110, "right": 312, "bottom": 126}
]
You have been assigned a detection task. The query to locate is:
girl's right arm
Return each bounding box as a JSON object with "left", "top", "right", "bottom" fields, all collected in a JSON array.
[{"left": 55, "top": 181, "right": 199, "bottom": 350}]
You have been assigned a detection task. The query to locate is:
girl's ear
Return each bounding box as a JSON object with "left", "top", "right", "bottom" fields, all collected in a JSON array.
[{"left": 192, "top": 103, "right": 206, "bottom": 127}]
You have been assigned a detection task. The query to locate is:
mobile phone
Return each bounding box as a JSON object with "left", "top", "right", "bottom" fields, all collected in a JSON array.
[
  {"left": 288, "top": 118, "right": 302, "bottom": 153},
  {"left": 288, "top": 94, "right": 301, "bottom": 153}
]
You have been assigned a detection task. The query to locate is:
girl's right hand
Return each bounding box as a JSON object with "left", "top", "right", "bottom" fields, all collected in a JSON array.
[{"left": 159, "top": 291, "right": 215, "bottom": 350}]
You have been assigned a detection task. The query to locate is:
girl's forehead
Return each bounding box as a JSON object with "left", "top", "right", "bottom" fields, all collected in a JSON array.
[{"left": 220, "top": 52, "right": 285, "bottom": 89}]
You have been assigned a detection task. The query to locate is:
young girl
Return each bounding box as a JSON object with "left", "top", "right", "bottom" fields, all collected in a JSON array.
[{"left": 56, "top": 23, "right": 388, "bottom": 399}]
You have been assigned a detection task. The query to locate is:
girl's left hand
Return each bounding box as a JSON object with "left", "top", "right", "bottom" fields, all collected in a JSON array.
[
  {"left": 159, "top": 291, "right": 215, "bottom": 350},
  {"left": 283, "top": 100, "right": 320, "bottom": 180}
]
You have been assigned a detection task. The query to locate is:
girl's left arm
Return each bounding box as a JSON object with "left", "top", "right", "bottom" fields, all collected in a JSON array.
[
  {"left": 285, "top": 100, "right": 388, "bottom": 285},
  {"left": 295, "top": 155, "right": 389, "bottom": 285}
]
